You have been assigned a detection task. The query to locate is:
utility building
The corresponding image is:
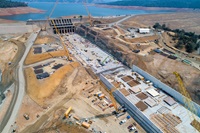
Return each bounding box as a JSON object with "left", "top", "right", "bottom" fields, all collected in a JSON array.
[{"left": 139, "top": 28, "right": 150, "bottom": 34}]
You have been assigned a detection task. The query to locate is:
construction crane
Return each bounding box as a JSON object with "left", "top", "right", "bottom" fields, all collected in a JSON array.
[
  {"left": 99, "top": 81, "right": 118, "bottom": 113},
  {"left": 83, "top": 0, "right": 93, "bottom": 26},
  {"left": 42, "top": 0, "right": 59, "bottom": 31},
  {"left": 173, "top": 72, "right": 200, "bottom": 132},
  {"left": 51, "top": 19, "right": 72, "bottom": 61}
]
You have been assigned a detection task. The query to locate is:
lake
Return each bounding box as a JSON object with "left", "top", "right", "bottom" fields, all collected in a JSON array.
[{"left": 0, "top": 3, "right": 174, "bottom": 21}]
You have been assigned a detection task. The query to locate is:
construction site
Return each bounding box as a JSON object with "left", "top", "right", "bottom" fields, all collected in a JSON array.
[{"left": 0, "top": 2, "right": 200, "bottom": 133}]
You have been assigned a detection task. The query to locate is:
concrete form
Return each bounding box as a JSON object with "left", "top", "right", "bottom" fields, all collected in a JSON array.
[
  {"left": 49, "top": 18, "right": 76, "bottom": 34},
  {"left": 65, "top": 34, "right": 123, "bottom": 74},
  {"left": 61, "top": 33, "right": 200, "bottom": 133},
  {"left": 100, "top": 68, "right": 200, "bottom": 133}
]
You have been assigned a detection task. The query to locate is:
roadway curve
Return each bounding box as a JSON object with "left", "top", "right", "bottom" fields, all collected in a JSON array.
[{"left": 0, "top": 32, "right": 38, "bottom": 133}]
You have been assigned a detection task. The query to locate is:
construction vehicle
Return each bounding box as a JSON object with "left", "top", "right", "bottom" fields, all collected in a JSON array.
[
  {"left": 51, "top": 19, "right": 72, "bottom": 61},
  {"left": 99, "top": 81, "right": 119, "bottom": 113},
  {"left": 64, "top": 106, "right": 72, "bottom": 118},
  {"left": 101, "top": 56, "right": 109, "bottom": 66},
  {"left": 83, "top": 0, "right": 93, "bottom": 26},
  {"left": 173, "top": 72, "right": 200, "bottom": 132},
  {"left": 23, "top": 113, "right": 29, "bottom": 120}
]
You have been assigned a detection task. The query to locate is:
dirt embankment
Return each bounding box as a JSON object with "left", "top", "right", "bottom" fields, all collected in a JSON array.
[
  {"left": 0, "top": 34, "right": 28, "bottom": 92},
  {"left": 0, "top": 7, "right": 44, "bottom": 16},
  {"left": 122, "top": 12, "right": 200, "bottom": 34},
  {"left": 76, "top": 26, "right": 200, "bottom": 105}
]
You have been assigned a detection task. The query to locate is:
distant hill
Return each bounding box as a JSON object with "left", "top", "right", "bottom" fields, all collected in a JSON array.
[
  {"left": 105, "top": 0, "right": 200, "bottom": 9},
  {"left": 15, "top": 0, "right": 116, "bottom": 3},
  {"left": 0, "top": 0, "right": 28, "bottom": 8}
]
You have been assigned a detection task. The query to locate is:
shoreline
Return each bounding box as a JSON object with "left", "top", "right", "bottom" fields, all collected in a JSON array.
[
  {"left": 0, "top": 7, "right": 45, "bottom": 16},
  {"left": 94, "top": 4, "right": 200, "bottom": 12}
]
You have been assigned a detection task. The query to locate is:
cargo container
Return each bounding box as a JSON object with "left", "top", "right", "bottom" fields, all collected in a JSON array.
[
  {"left": 82, "top": 122, "right": 90, "bottom": 129},
  {"left": 73, "top": 115, "right": 80, "bottom": 121}
]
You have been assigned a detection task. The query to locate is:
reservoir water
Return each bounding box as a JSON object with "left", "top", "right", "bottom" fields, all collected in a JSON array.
[{"left": 0, "top": 3, "right": 174, "bottom": 21}]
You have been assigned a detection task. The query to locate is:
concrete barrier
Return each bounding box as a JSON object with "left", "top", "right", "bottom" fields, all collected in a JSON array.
[{"left": 132, "top": 65, "right": 200, "bottom": 117}]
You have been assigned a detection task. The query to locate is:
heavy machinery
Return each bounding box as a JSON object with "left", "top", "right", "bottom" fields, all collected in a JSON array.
[
  {"left": 99, "top": 81, "right": 119, "bottom": 113},
  {"left": 65, "top": 106, "right": 72, "bottom": 118},
  {"left": 101, "top": 56, "right": 109, "bottom": 66},
  {"left": 51, "top": 19, "right": 72, "bottom": 61},
  {"left": 83, "top": 0, "right": 93, "bottom": 26},
  {"left": 173, "top": 72, "right": 200, "bottom": 132}
]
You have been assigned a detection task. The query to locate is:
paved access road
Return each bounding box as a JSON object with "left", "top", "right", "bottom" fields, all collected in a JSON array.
[{"left": 0, "top": 31, "right": 38, "bottom": 133}]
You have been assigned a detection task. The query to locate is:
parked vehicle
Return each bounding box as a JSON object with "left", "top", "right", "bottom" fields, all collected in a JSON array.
[
  {"left": 119, "top": 119, "right": 126, "bottom": 125},
  {"left": 127, "top": 124, "right": 133, "bottom": 129},
  {"left": 129, "top": 126, "right": 137, "bottom": 132}
]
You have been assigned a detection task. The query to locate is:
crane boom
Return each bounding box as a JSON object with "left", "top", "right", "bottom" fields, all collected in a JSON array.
[
  {"left": 100, "top": 81, "right": 118, "bottom": 112},
  {"left": 173, "top": 72, "right": 200, "bottom": 132},
  {"left": 51, "top": 19, "right": 72, "bottom": 61},
  {"left": 83, "top": 0, "right": 93, "bottom": 26}
]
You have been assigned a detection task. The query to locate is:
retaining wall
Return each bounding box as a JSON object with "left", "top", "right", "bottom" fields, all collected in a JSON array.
[{"left": 132, "top": 65, "right": 200, "bottom": 117}]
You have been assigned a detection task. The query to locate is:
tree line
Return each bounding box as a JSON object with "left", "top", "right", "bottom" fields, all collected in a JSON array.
[
  {"left": 105, "top": 0, "right": 200, "bottom": 9},
  {"left": 153, "top": 23, "right": 200, "bottom": 53},
  {"left": 0, "top": 0, "right": 28, "bottom": 8}
]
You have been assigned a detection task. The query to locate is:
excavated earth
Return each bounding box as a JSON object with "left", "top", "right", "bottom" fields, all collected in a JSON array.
[{"left": 76, "top": 25, "right": 200, "bottom": 105}]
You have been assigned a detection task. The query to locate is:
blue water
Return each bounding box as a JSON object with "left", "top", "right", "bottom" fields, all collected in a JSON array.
[{"left": 0, "top": 3, "right": 174, "bottom": 21}]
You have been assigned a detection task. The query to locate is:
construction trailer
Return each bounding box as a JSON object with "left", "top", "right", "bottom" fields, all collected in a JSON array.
[{"left": 138, "top": 28, "right": 150, "bottom": 34}]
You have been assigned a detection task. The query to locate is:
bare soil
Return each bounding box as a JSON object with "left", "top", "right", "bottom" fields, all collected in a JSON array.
[
  {"left": 0, "top": 7, "right": 44, "bottom": 16},
  {"left": 0, "top": 19, "right": 17, "bottom": 24},
  {"left": 122, "top": 12, "right": 200, "bottom": 34},
  {"left": 123, "top": 35, "right": 159, "bottom": 43},
  {"left": 34, "top": 35, "right": 58, "bottom": 45},
  {"left": 25, "top": 62, "right": 80, "bottom": 106},
  {"left": 94, "top": 27, "right": 200, "bottom": 104},
  {"left": 24, "top": 49, "right": 67, "bottom": 65}
]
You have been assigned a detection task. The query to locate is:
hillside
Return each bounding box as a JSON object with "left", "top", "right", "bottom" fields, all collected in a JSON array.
[
  {"left": 0, "top": 0, "right": 27, "bottom": 8},
  {"left": 16, "top": 0, "right": 115, "bottom": 3},
  {"left": 105, "top": 0, "right": 200, "bottom": 9}
]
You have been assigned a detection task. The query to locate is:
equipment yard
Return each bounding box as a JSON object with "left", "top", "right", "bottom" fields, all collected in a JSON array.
[{"left": 0, "top": 10, "right": 200, "bottom": 133}]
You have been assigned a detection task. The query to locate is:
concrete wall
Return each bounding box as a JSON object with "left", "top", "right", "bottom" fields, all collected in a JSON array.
[
  {"left": 132, "top": 65, "right": 200, "bottom": 117},
  {"left": 113, "top": 90, "right": 163, "bottom": 133},
  {"left": 99, "top": 74, "right": 162, "bottom": 133},
  {"left": 99, "top": 74, "right": 114, "bottom": 91}
]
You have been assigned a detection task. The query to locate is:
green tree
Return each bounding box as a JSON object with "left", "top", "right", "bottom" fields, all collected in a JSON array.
[
  {"left": 153, "top": 22, "right": 162, "bottom": 29},
  {"left": 185, "top": 43, "right": 195, "bottom": 53}
]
